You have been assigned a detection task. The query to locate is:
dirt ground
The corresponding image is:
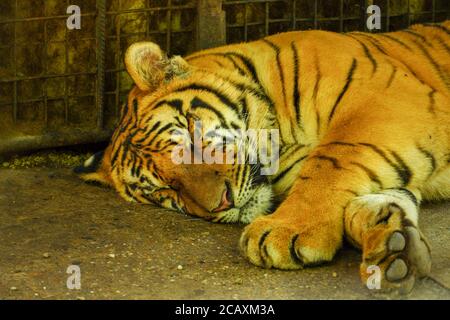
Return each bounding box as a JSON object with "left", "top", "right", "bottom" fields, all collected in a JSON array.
[{"left": 0, "top": 168, "right": 449, "bottom": 300}]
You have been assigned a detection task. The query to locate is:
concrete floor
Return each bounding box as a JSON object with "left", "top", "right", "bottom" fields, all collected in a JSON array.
[{"left": 0, "top": 168, "right": 449, "bottom": 300}]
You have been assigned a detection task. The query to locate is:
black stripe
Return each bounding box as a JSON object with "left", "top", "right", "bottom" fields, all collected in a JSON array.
[
  {"left": 228, "top": 53, "right": 262, "bottom": 84},
  {"left": 240, "top": 162, "right": 249, "bottom": 190},
  {"left": 423, "top": 23, "right": 450, "bottom": 36},
  {"left": 124, "top": 185, "right": 139, "bottom": 202},
  {"left": 377, "top": 33, "right": 413, "bottom": 51},
  {"left": 262, "top": 39, "right": 287, "bottom": 109},
  {"left": 234, "top": 163, "right": 243, "bottom": 183},
  {"left": 224, "top": 54, "right": 247, "bottom": 76},
  {"left": 289, "top": 234, "right": 303, "bottom": 266},
  {"left": 352, "top": 33, "right": 388, "bottom": 55},
  {"left": 349, "top": 161, "right": 383, "bottom": 188},
  {"left": 188, "top": 52, "right": 265, "bottom": 96},
  {"left": 174, "top": 84, "right": 241, "bottom": 118},
  {"left": 411, "top": 39, "right": 450, "bottom": 89},
  {"left": 190, "top": 96, "right": 228, "bottom": 127},
  {"left": 258, "top": 231, "right": 271, "bottom": 253},
  {"left": 291, "top": 41, "right": 301, "bottom": 125},
  {"left": 417, "top": 146, "right": 437, "bottom": 175},
  {"left": 153, "top": 99, "right": 184, "bottom": 114},
  {"left": 279, "top": 143, "right": 307, "bottom": 161},
  {"left": 135, "top": 121, "right": 161, "bottom": 144},
  {"left": 310, "top": 155, "right": 342, "bottom": 169},
  {"left": 389, "top": 151, "right": 412, "bottom": 186},
  {"left": 195, "top": 68, "right": 272, "bottom": 109},
  {"left": 435, "top": 36, "right": 450, "bottom": 54},
  {"left": 348, "top": 35, "right": 377, "bottom": 76},
  {"left": 147, "top": 123, "right": 173, "bottom": 147},
  {"left": 428, "top": 89, "right": 437, "bottom": 114},
  {"left": 328, "top": 58, "right": 357, "bottom": 123},
  {"left": 312, "top": 52, "right": 321, "bottom": 136},
  {"left": 240, "top": 97, "right": 249, "bottom": 124},
  {"left": 271, "top": 155, "right": 307, "bottom": 184},
  {"left": 132, "top": 99, "right": 138, "bottom": 114},
  {"left": 312, "top": 51, "right": 321, "bottom": 103},
  {"left": 397, "top": 188, "right": 419, "bottom": 206},
  {"left": 386, "top": 65, "right": 397, "bottom": 88},
  {"left": 357, "top": 143, "right": 408, "bottom": 186},
  {"left": 342, "top": 189, "right": 359, "bottom": 197},
  {"left": 403, "top": 29, "right": 433, "bottom": 47},
  {"left": 322, "top": 141, "right": 357, "bottom": 147}
]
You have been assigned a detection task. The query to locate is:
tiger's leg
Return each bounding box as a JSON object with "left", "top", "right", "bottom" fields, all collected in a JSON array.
[
  {"left": 239, "top": 139, "right": 437, "bottom": 279},
  {"left": 240, "top": 143, "right": 380, "bottom": 269},
  {"left": 344, "top": 189, "right": 431, "bottom": 293}
]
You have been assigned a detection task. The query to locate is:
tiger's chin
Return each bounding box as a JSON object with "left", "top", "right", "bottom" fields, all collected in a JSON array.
[{"left": 214, "top": 184, "right": 274, "bottom": 224}]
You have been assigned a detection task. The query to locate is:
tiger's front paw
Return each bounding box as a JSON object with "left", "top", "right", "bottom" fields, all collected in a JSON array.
[{"left": 239, "top": 216, "right": 338, "bottom": 269}]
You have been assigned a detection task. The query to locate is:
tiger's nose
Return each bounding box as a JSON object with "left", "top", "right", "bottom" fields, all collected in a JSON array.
[{"left": 212, "top": 182, "right": 234, "bottom": 213}]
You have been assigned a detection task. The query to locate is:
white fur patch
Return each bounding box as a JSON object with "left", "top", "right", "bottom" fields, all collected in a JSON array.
[{"left": 349, "top": 190, "right": 419, "bottom": 225}]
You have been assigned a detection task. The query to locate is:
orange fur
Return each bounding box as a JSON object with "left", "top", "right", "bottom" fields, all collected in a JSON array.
[{"left": 77, "top": 22, "right": 450, "bottom": 293}]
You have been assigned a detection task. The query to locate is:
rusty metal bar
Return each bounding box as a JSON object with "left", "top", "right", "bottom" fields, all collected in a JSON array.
[
  {"left": 43, "top": 18, "right": 48, "bottom": 127},
  {"left": 166, "top": 0, "right": 172, "bottom": 55},
  {"left": 96, "top": 0, "right": 106, "bottom": 129},
  {"left": 313, "top": 0, "right": 318, "bottom": 29},
  {"left": 12, "top": 0, "right": 17, "bottom": 123},
  {"left": 0, "top": 13, "right": 97, "bottom": 24},
  {"left": 386, "top": 0, "right": 390, "bottom": 32},
  {"left": 360, "top": 0, "right": 368, "bottom": 31},
  {"left": 197, "top": 0, "right": 226, "bottom": 50},
  {"left": 432, "top": 0, "right": 436, "bottom": 23},
  {"left": 64, "top": 0, "right": 70, "bottom": 124},
  {"left": 115, "top": 0, "right": 122, "bottom": 117},
  {"left": 146, "top": 0, "right": 150, "bottom": 39},
  {"left": 0, "top": 94, "right": 96, "bottom": 107},
  {"left": 106, "top": 5, "right": 196, "bottom": 15},
  {"left": 0, "top": 71, "right": 98, "bottom": 83},
  {"left": 244, "top": 3, "right": 248, "bottom": 41},
  {"left": 292, "top": 0, "right": 296, "bottom": 30},
  {"left": 227, "top": 16, "right": 362, "bottom": 28},
  {"left": 407, "top": 0, "right": 411, "bottom": 26}
]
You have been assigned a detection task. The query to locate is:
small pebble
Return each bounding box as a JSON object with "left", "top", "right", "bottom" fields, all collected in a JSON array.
[
  {"left": 43, "top": 253, "right": 50, "bottom": 258},
  {"left": 177, "top": 265, "right": 183, "bottom": 270},
  {"left": 10, "top": 287, "right": 17, "bottom": 291},
  {"left": 332, "top": 272, "right": 337, "bottom": 277},
  {"left": 108, "top": 254, "right": 115, "bottom": 258}
]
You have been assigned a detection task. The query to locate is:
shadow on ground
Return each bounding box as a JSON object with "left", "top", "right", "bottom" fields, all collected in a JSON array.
[{"left": 0, "top": 168, "right": 449, "bottom": 299}]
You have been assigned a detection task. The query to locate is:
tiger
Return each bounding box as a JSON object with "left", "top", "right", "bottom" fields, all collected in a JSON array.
[{"left": 75, "top": 21, "right": 450, "bottom": 293}]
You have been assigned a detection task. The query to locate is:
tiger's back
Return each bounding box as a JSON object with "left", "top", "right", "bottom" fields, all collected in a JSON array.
[{"left": 186, "top": 21, "right": 450, "bottom": 200}]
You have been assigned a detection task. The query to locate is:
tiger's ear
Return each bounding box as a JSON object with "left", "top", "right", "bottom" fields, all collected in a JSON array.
[
  {"left": 125, "top": 42, "right": 189, "bottom": 91},
  {"left": 74, "top": 151, "right": 112, "bottom": 187}
]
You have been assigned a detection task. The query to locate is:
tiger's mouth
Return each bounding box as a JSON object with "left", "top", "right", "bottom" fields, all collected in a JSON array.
[{"left": 213, "top": 184, "right": 273, "bottom": 224}]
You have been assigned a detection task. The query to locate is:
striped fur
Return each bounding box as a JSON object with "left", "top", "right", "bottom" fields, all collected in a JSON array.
[{"left": 76, "top": 22, "right": 450, "bottom": 293}]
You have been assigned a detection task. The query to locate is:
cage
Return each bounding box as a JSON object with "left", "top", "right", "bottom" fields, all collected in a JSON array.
[{"left": 1, "top": 0, "right": 449, "bottom": 155}]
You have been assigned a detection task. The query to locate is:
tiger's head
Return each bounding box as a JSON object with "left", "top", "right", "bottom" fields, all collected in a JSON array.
[{"left": 75, "top": 42, "right": 278, "bottom": 223}]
